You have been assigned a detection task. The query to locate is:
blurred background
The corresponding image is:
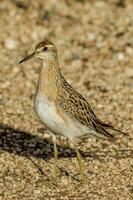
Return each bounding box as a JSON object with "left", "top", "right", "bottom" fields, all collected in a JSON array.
[{"left": 0, "top": 0, "right": 133, "bottom": 199}]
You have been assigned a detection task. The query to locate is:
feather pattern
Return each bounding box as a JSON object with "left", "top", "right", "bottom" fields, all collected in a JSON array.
[{"left": 56, "top": 71, "right": 115, "bottom": 139}]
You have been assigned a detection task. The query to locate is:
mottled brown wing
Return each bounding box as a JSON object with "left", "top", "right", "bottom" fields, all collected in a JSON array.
[{"left": 58, "top": 80, "right": 114, "bottom": 139}]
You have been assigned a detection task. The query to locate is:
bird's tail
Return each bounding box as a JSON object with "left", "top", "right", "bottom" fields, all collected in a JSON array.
[
  {"left": 99, "top": 121, "right": 127, "bottom": 140},
  {"left": 91, "top": 115, "right": 127, "bottom": 140},
  {"left": 89, "top": 109, "right": 127, "bottom": 140}
]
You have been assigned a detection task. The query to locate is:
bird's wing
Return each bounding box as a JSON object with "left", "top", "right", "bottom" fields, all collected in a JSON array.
[{"left": 58, "top": 82, "right": 115, "bottom": 139}]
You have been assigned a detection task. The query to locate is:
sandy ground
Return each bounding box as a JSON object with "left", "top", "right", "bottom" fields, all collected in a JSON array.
[{"left": 0, "top": 0, "right": 133, "bottom": 199}]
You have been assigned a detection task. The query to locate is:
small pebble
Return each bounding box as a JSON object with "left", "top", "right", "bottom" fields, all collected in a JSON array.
[
  {"left": 117, "top": 52, "right": 125, "bottom": 61},
  {"left": 5, "top": 38, "right": 17, "bottom": 50}
]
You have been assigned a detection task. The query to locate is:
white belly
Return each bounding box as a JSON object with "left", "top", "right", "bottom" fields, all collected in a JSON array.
[{"left": 34, "top": 95, "right": 92, "bottom": 139}]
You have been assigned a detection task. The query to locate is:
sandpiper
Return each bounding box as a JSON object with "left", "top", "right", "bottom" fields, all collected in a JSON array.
[{"left": 19, "top": 40, "right": 123, "bottom": 181}]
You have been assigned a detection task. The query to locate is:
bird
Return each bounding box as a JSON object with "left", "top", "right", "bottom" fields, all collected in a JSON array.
[{"left": 19, "top": 40, "right": 124, "bottom": 181}]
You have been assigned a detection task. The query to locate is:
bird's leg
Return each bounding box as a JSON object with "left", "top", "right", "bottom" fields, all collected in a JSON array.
[
  {"left": 72, "top": 140, "right": 85, "bottom": 182},
  {"left": 52, "top": 134, "right": 58, "bottom": 179}
]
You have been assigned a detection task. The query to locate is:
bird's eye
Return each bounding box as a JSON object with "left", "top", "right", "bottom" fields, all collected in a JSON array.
[{"left": 43, "top": 47, "right": 48, "bottom": 51}]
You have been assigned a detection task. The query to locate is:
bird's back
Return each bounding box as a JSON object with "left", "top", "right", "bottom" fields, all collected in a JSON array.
[{"left": 56, "top": 74, "right": 115, "bottom": 139}]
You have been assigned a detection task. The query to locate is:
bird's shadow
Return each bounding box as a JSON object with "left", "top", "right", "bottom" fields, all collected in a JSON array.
[
  {"left": 0, "top": 123, "right": 95, "bottom": 160},
  {"left": 0, "top": 123, "right": 97, "bottom": 180},
  {"left": 0, "top": 123, "right": 132, "bottom": 165}
]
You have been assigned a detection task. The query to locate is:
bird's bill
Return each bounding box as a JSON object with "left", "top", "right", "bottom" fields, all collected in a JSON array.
[{"left": 19, "top": 52, "right": 35, "bottom": 64}]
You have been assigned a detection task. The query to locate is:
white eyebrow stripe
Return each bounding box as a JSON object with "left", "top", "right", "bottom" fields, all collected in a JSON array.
[{"left": 37, "top": 44, "right": 54, "bottom": 50}]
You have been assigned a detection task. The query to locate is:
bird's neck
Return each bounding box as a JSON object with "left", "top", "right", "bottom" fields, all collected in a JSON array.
[{"left": 36, "top": 59, "right": 62, "bottom": 100}]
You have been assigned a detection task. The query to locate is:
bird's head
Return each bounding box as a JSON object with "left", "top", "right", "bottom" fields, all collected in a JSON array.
[{"left": 19, "top": 40, "right": 57, "bottom": 64}]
